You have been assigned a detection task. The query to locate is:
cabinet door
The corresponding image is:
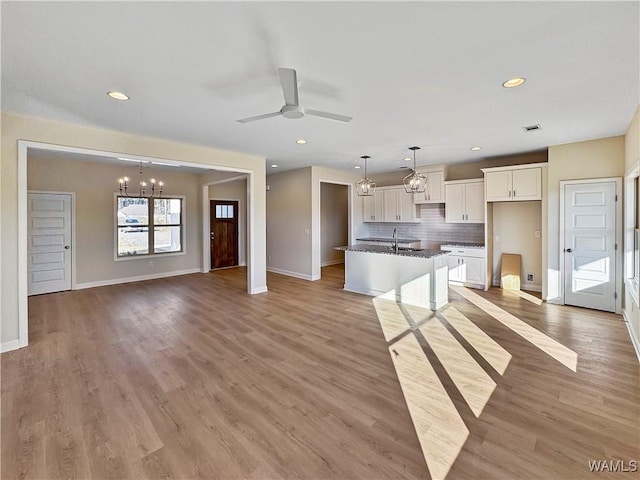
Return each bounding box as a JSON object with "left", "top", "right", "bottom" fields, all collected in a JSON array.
[
  {"left": 362, "top": 194, "right": 376, "bottom": 222},
  {"left": 447, "top": 255, "right": 463, "bottom": 282},
  {"left": 413, "top": 170, "right": 445, "bottom": 204},
  {"left": 445, "top": 183, "right": 466, "bottom": 223},
  {"left": 383, "top": 189, "right": 399, "bottom": 221},
  {"left": 363, "top": 191, "right": 384, "bottom": 221},
  {"left": 462, "top": 256, "right": 485, "bottom": 285},
  {"left": 398, "top": 190, "right": 417, "bottom": 221},
  {"left": 465, "top": 182, "right": 485, "bottom": 223},
  {"left": 512, "top": 167, "right": 541, "bottom": 200},
  {"left": 426, "top": 170, "right": 445, "bottom": 203},
  {"left": 485, "top": 170, "right": 512, "bottom": 201}
]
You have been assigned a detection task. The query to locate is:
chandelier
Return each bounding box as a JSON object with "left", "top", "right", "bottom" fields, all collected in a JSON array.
[
  {"left": 118, "top": 162, "right": 164, "bottom": 198},
  {"left": 355, "top": 155, "right": 376, "bottom": 196},
  {"left": 403, "top": 146, "right": 427, "bottom": 194}
]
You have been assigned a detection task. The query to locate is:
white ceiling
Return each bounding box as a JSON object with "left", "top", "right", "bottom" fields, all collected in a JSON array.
[{"left": 2, "top": 2, "right": 638, "bottom": 174}]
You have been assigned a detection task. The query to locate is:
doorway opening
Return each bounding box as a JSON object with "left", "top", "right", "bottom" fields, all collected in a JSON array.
[{"left": 320, "top": 182, "right": 349, "bottom": 273}]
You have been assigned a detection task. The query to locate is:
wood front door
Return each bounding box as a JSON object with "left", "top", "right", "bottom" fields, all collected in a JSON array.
[{"left": 210, "top": 200, "right": 238, "bottom": 269}]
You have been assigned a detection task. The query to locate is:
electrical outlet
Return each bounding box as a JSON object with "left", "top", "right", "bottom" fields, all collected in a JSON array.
[
  {"left": 268, "top": 255, "right": 271, "bottom": 262},
  {"left": 495, "top": 235, "right": 500, "bottom": 242},
  {"left": 526, "top": 273, "right": 534, "bottom": 282},
  {"left": 535, "top": 230, "right": 540, "bottom": 238},
  {"left": 304, "top": 228, "right": 310, "bottom": 235},
  {"left": 149, "top": 260, "right": 154, "bottom": 268}
]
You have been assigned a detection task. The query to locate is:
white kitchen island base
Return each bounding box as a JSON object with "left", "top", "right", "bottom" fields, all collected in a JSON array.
[{"left": 342, "top": 249, "right": 449, "bottom": 311}]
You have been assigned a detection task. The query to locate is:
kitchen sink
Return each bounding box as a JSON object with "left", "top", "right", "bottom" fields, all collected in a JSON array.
[{"left": 393, "top": 247, "right": 424, "bottom": 252}]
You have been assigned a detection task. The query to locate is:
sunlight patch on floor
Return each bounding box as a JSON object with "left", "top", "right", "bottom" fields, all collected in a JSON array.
[
  {"left": 451, "top": 286, "right": 578, "bottom": 372},
  {"left": 419, "top": 318, "right": 497, "bottom": 417},
  {"left": 372, "top": 294, "right": 412, "bottom": 342},
  {"left": 439, "top": 305, "right": 512, "bottom": 375},
  {"left": 388, "top": 333, "right": 469, "bottom": 480},
  {"left": 507, "top": 289, "right": 544, "bottom": 306}
]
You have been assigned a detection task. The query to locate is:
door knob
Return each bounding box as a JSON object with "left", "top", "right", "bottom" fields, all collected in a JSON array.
[
  {"left": 565, "top": 248, "right": 573, "bottom": 253},
  {"left": 64, "top": 245, "right": 70, "bottom": 249}
]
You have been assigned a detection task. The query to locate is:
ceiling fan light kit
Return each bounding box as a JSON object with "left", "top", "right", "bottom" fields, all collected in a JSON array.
[
  {"left": 355, "top": 155, "right": 376, "bottom": 197},
  {"left": 403, "top": 146, "right": 427, "bottom": 194},
  {"left": 237, "top": 68, "right": 352, "bottom": 124}
]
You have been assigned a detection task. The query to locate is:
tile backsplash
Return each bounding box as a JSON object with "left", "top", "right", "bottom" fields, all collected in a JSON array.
[{"left": 364, "top": 204, "right": 484, "bottom": 249}]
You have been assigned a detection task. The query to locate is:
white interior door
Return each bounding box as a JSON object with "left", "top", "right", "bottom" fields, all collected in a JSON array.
[
  {"left": 563, "top": 181, "right": 616, "bottom": 312},
  {"left": 28, "top": 193, "right": 72, "bottom": 295}
]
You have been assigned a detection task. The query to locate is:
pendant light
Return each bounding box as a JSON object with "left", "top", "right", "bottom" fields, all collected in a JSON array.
[
  {"left": 355, "top": 155, "right": 376, "bottom": 196},
  {"left": 403, "top": 146, "right": 427, "bottom": 194}
]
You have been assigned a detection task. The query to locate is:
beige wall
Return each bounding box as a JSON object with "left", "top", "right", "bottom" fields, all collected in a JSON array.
[
  {"left": 28, "top": 156, "right": 202, "bottom": 285},
  {"left": 491, "top": 201, "right": 542, "bottom": 290},
  {"left": 266, "top": 167, "right": 313, "bottom": 278},
  {"left": 447, "top": 151, "right": 548, "bottom": 181},
  {"left": 546, "top": 136, "right": 625, "bottom": 302},
  {"left": 320, "top": 183, "right": 348, "bottom": 265},
  {"left": 209, "top": 178, "right": 248, "bottom": 266},
  {"left": 1, "top": 112, "right": 266, "bottom": 348}
]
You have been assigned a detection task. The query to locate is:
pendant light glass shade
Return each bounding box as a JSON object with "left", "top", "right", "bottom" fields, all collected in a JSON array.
[
  {"left": 355, "top": 155, "right": 376, "bottom": 196},
  {"left": 403, "top": 146, "right": 427, "bottom": 194}
]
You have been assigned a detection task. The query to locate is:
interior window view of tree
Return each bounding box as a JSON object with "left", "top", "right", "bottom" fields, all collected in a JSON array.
[{"left": 116, "top": 197, "right": 182, "bottom": 256}]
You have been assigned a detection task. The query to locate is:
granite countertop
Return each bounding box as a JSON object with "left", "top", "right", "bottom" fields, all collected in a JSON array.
[
  {"left": 439, "top": 242, "right": 485, "bottom": 248},
  {"left": 356, "top": 236, "right": 421, "bottom": 244},
  {"left": 335, "top": 244, "right": 449, "bottom": 259}
]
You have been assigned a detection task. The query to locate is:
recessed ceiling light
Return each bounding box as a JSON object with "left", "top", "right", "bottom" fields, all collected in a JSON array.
[
  {"left": 470, "top": 146, "right": 482, "bottom": 151},
  {"left": 271, "top": 164, "right": 279, "bottom": 168},
  {"left": 107, "top": 91, "right": 130, "bottom": 100},
  {"left": 403, "top": 157, "right": 412, "bottom": 162},
  {"left": 354, "top": 165, "right": 361, "bottom": 169},
  {"left": 502, "top": 77, "right": 526, "bottom": 88},
  {"left": 296, "top": 139, "right": 307, "bottom": 144}
]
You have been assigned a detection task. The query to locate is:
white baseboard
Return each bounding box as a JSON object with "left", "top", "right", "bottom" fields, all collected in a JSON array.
[
  {"left": 1, "top": 338, "right": 27, "bottom": 353},
  {"left": 267, "top": 267, "right": 319, "bottom": 281},
  {"left": 75, "top": 268, "right": 201, "bottom": 290},
  {"left": 492, "top": 281, "right": 542, "bottom": 292},
  {"left": 622, "top": 308, "right": 640, "bottom": 363},
  {"left": 321, "top": 259, "right": 345, "bottom": 267},
  {"left": 250, "top": 286, "right": 268, "bottom": 294}
]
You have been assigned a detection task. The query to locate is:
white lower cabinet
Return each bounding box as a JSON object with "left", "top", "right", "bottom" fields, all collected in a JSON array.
[{"left": 441, "top": 245, "right": 486, "bottom": 289}]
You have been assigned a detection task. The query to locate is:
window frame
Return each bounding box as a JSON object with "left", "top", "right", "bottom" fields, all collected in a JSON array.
[{"left": 114, "top": 194, "right": 186, "bottom": 261}]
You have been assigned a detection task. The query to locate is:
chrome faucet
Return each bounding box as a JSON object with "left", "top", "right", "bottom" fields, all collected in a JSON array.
[{"left": 392, "top": 228, "right": 399, "bottom": 253}]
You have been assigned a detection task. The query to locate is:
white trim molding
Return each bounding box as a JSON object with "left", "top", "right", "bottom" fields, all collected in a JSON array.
[
  {"left": 267, "top": 267, "right": 320, "bottom": 282},
  {"left": 75, "top": 268, "right": 201, "bottom": 290}
]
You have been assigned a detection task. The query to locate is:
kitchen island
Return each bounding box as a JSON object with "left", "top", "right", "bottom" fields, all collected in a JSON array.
[{"left": 335, "top": 245, "right": 450, "bottom": 310}]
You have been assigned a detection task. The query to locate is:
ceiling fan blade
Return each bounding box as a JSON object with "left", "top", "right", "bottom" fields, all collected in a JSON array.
[
  {"left": 305, "top": 109, "right": 352, "bottom": 123},
  {"left": 278, "top": 68, "right": 299, "bottom": 106},
  {"left": 236, "top": 111, "right": 282, "bottom": 123}
]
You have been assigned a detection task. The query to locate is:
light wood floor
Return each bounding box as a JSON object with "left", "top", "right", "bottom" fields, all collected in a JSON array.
[{"left": 2, "top": 265, "right": 638, "bottom": 479}]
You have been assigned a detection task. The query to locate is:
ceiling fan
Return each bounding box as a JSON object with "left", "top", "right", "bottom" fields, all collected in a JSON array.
[{"left": 236, "top": 68, "right": 352, "bottom": 124}]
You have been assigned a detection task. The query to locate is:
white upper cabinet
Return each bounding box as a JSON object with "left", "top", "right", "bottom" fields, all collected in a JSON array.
[
  {"left": 483, "top": 164, "right": 544, "bottom": 202},
  {"left": 413, "top": 167, "right": 446, "bottom": 204},
  {"left": 445, "top": 179, "right": 485, "bottom": 223},
  {"left": 384, "top": 187, "right": 418, "bottom": 222},
  {"left": 362, "top": 186, "right": 418, "bottom": 222},
  {"left": 362, "top": 190, "right": 384, "bottom": 222}
]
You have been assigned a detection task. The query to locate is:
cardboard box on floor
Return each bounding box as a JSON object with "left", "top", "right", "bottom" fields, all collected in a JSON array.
[{"left": 501, "top": 254, "right": 522, "bottom": 291}]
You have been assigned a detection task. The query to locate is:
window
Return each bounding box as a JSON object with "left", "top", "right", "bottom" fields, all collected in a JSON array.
[
  {"left": 116, "top": 196, "right": 183, "bottom": 257},
  {"left": 215, "top": 204, "right": 234, "bottom": 219}
]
